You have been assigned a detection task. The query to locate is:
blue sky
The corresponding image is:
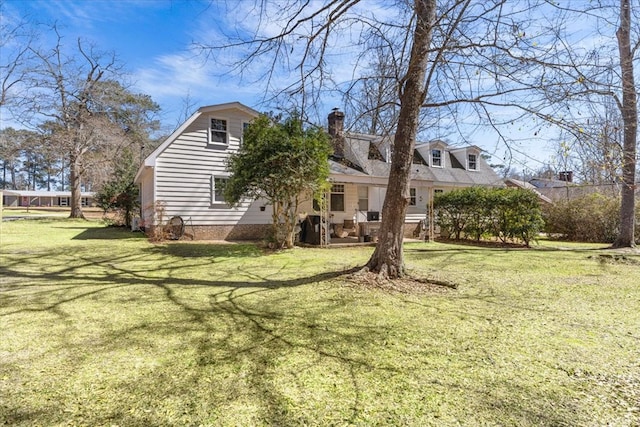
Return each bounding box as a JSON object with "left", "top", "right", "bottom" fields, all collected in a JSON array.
[
  {"left": 3, "top": 0, "right": 275, "bottom": 131},
  {"left": 3, "top": 0, "right": 596, "bottom": 173}
]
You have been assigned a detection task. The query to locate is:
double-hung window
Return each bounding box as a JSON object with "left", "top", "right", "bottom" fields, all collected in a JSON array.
[
  {"left": 210, "top": 118, "right": 228, "bottom": 145},
  {"left": 330, "top": 184, "right": 345, "bottom": 212},
  {"left": 431, "top": 149, "right": 442, "bottom": 167},
  {"left": 468, "top": 154, "right": 477, "bottom": 170},
  {"left": 409, "top": 188, "right": 417, "bottom": 206},
  {"left": 358, "top": 186, "right": 369, "bottom": 211},
  {"left": 211, "top": 175, "right": 229, "bottom": 204}
]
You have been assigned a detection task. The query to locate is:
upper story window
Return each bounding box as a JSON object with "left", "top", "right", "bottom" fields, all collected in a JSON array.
[
  {"left": 468, "top": 154, "right": 477, "bottom": 170},
  {"left": 431, "top": 149, "right": 442, "bottom": 167},
  {"left": 241, "top": 122, "right": 250, "bottom": 145},
  {"left": 210, "top": 118, "right": 228, "bottom": 145},
  {"left": 409, "top": 188, "right": 416, "bottom": 206}
]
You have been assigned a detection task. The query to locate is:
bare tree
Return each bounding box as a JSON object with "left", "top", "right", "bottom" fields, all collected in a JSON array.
[
  {"left": 196, "top": 0, "right": 638, "bottom": 275},
  {"left": 343, "top": 45, "right": 402, "bottom": 136},
  {"left": 15, "top": 27, "right": 122, "bottom": 217},
  {"left": 517, "top": 1, "right": 638, "bottom": 247},
  {"left": 0, "top": 2, "right": 35, "bottom": 109},
  {"left": 11, "top": 25, "right": 160, "bottom": 218},
  {"left": 551, "top": 98, "right": 624, "bottom": 185},
  {"left": 364, "top": 0, "right": 436, "bottom": 278},
  {"left": 613, "top": 0, "right": 637, "bottom": 248},
  {"left": 194, "top": 0, "right": 554, "bottom": 278}
]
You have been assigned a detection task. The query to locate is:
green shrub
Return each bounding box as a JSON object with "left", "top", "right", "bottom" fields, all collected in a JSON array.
[
  {"left": 543, "top": 193, "right": 631, "bottom": 243},
  {"left": 434, "top": 187, "right": 544, "bottom": 246}
]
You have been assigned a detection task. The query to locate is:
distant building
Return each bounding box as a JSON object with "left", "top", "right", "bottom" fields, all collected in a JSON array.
[
  {"left": 1, "top": 190, "right": 95, "bottom": 208},
  {"left": 527, "top": 172, "right": 634, "bottom": 202}
]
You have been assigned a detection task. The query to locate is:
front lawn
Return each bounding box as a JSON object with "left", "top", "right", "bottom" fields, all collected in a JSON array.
[{"left": 1, "top": 220, "right": 638, "bottom": 426}]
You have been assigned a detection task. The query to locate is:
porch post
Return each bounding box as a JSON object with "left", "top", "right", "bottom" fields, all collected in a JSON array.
[{"left": 428, "top": 186, "right": 434, "bottom": 243}]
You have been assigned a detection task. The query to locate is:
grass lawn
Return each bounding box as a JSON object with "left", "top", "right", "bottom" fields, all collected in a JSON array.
[
  {"left": 1, "top": 206, "right": 106, "bottom": 219},
  {"left": 1, "top": 219, "right": 639, "bottom": 426}
]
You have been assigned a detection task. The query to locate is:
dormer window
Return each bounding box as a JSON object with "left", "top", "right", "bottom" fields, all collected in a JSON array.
[
  {"left": 468, "top": 154, "right": 477, "bottom": 170},
  {"left": 431, "top": 149, "right": 442, "bottom": 167},
  {"left": 210, "top": 118, "right": 228, "bottom": 145}
]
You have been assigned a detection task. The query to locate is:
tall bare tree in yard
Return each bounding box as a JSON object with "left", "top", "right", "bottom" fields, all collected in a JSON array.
[
  {"left": 613, "top": 0, "right": 637, "bottom": 248},
  {"left": 522, "top": 1, "right": 638, "bottom": 247},
  {"left": 364, "top": 0, "right": 436, "bottom": 278},
  {"left": 198, "top": 0, "right": 637, "bottom": 275},
  {"left": 20, "top": 28, "right": 122, "bottom": 217},
  {"left": 7, "top": 26, "right": 160, "bottom": 218},
  {"left": 197, "top": 0, "right": 532, "bottom": 278}
]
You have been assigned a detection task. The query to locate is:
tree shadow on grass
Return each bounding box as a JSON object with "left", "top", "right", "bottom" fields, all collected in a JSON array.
[
  {"left": 144, "top": 242, "right": 264, "bottom": 258},
  {"left": 0, "top": 246, "right": 380, "bottom": 426},
  {"left": 1, "top": 242, "right": 620, "bottom": 426},
  {"left": 69, "top": 226, "right": 148, "bottom": 240}
]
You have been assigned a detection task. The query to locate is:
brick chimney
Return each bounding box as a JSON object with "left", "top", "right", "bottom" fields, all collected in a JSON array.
[{"left": 328, "top": 108, "right": 345, "bottom": 158}]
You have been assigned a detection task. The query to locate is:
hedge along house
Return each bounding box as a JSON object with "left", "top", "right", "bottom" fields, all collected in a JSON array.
[
  {"left": 301, "top": 109, "right": 505, "bottom": 240},
  {"left": 134, "top": 102, "right": 503, "bottom": 241}
]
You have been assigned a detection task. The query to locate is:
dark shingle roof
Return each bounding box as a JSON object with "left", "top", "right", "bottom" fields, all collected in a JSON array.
[{"left": 332, "top": 133, "right": 503, "bottom": 187}]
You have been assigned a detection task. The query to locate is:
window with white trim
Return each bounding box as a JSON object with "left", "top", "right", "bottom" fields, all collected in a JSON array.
[
  {"left": 431, "top": 149, "right": 442, "bottom": 167},
  {"left": 358, "top": 186, "right": 368, "bottom": 211},
  {"left": 409, "top": 188, "right": 416, "bottom": 206},
  {"left": 330, "top": 184, "right": 345, "bottom": 212},
  {"left": 434, "top": 189, "right": 444, "bottom": 195},
  {"left": 241, "top": 122, "right": 250, "bottom": 144},
  {"left": 468, "top": 154, "right": 477, "bottom": 170},
  {"left": 210, "top": 118, "right": 228, "bottom": 145},
  {"left": 211, "top": 175, "right": 229, "bottom": 204}
]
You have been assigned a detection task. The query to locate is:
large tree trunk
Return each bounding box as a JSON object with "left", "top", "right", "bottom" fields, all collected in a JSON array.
[
  {"left": 365, "top": 0, "right": 436, "bottom": 278},
  {"left": 613, "top": 0, "right": 637, "bottom": 249},
  {"left": 69, "top": 152, "right": 85, "bottom": 219}
]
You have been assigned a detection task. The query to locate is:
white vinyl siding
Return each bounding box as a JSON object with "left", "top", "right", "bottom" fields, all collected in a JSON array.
[{"left": 153, "top": 108, "right": 270, "bottom": 226}]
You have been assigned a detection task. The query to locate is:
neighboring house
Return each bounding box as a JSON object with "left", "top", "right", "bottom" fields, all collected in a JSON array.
[
  {"left": 1, "top": 190, "right": 95, "bottom": 208},
  {"left": 527, "top": 174, "right": 637, "bottom": 202},
  {"left": 134, "top": 102, "right": 504, "bottom": 241},
  {"left": 504, "top": 178, "right": 552, "bottom": 205}
]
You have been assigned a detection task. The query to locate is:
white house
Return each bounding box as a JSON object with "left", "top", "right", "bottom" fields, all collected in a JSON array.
[
  {"left": 134, "top": 102, "right": 272, "bottom": 240},
  {"left": 134, "top": 102, "right": 504, "bottom": 241},
  {"left": 298, "top": 110, "right": 505, "bottom": 239}
]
